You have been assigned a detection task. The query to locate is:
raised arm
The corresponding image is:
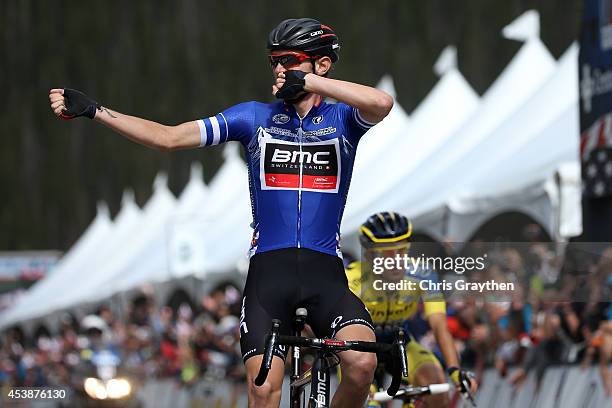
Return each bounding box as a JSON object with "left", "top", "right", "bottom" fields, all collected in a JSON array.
[
  {"left": 273, "top": 65, "right": 393, "bottom": 124},
  {"left": 49, "top": 88, "right": 200, "bottom": 151},
  {"left": 303, "top": 74, "right": 393, "bottom": 124}
]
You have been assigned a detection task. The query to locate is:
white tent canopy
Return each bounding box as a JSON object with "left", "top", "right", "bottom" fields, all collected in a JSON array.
[
  {"left": 455, "top": 43, "right": 579, "bottom": 198},
  {"left": 350, "top": 76, "right": 410, "bottom": 170},
  {"left": 0, "top": 202, "right": 115, "bottom": 327},
  {"left": 445, "top": 43, "right": 581, "bottom": 241},
  {"left": 96, "top": 145, "right": 250, "bottom": 298},
  {"left": 345, "top": 45, "right": 481, "bottom": 234},
  {"left": 57, "top": 174, "right": 176, "bottom": 308},
  {"left": 182, "top": 144, "right": 252, "bottom": 273},
  {"left": 48, "top": 192, "right": 144, "bottom": 313},
  {"left": 342, "top": 11, "right": 558, "bottom": 245},
  {"left": 168, "top": 163, "right": 209, "bottom": 278},
  {"left": 102, "top": 167, "right": 211, "bottom": 295}
]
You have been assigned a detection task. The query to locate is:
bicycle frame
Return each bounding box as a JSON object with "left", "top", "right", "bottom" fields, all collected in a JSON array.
[
  {"left": 255, "top": 309, "right": 408, "bottom": 408},
  {"left": 290, "top": 308, "right": 307, "bottom": 407},
  {"left": 289, "top": 309, "right": 336, "bottom": 407}
]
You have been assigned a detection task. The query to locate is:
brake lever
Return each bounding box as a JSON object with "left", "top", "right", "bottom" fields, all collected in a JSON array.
[
  {"left": 397, "top": 329, "right": 408, "bottom": 378},
  {"left": 460, "top": 389, "right": 477, "bottom": 407},
  {"left": 254, "top": 319, "right": 280, "bottom": 386},
  {"left": 459, "top": 372, "right": 477, "bottom": 407},
  {"left": 386, "top": 342, "right": 402, "bottom": 397}
]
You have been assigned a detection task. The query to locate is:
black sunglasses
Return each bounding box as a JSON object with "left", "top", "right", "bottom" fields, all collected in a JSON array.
[{"left": 268, "top": 53, "right": 313, "bottom": 68}]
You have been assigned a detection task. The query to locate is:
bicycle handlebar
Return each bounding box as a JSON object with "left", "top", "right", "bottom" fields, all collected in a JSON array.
[
  {"left": 371, "top": 383, "right": 451, "bottom": 402},
  {"left": 254, "top": 319, "right": 404, "bottom": 397}
]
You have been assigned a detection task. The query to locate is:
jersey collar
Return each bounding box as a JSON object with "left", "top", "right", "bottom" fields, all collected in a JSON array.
[{"left": 283, "top": 95, "right": 324, "bottom": 118}]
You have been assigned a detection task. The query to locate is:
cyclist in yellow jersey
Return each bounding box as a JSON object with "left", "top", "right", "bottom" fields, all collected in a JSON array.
[{"left": 347, "top": 212, "right": 477, "bottom": 407}]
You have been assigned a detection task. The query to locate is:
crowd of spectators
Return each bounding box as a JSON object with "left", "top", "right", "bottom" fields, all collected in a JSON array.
[
  {"left": 0, "top": 284, "right": 245, "bottom": 405},
  {"left": 1, "top": 223, "right": 611, "bottom": 403},
  {"left": 425, "top": 226, "right": 612, "bottom": 396}
]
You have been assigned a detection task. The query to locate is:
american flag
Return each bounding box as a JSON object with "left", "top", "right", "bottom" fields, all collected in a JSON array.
[{"left": 580, "top": 112, "right": 612, "bottom": 197}]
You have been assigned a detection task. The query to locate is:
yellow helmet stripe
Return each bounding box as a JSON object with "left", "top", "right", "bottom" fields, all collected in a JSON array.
[{"left": 360, "top": 220, "right": 413, "bottom": 243}]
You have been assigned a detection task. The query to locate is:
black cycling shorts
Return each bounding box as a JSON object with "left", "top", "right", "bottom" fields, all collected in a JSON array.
[{"left": 239, "top": 247, "right": 374, "bottom": 362}]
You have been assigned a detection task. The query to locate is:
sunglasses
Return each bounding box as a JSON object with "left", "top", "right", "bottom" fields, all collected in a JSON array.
[{"left": 268, "top": 52, "right": 315, "bottom": 68}]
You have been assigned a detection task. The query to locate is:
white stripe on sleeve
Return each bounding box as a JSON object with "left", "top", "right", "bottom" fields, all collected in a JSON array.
[
  {"left": 210, "top": 116, "right": 221, "bottom": 145},
  {"left": 197, "top": 119, "right": 207, "bottom": 147},
  {"left": 219, "top": 112, "right": 229, "bottom": 143},
  {"left": 353, "top": 108, "right": 378, "bottom": 129}
]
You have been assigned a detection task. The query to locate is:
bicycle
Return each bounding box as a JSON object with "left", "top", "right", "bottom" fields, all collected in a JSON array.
[
  {"left": 255, "top": 308, "right": 407, "bottom": 408},
  {"left": 365, "top": 323, "right": 477, "bottom": 408},
  {"left": 366, "top": 363, "right": 476, "bottom": 408},
  {"left": 366, "top": 372, "right": 477, "bottom": 407}
]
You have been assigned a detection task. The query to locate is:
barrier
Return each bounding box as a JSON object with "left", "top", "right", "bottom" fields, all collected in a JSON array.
[
  {"left": 476, "top": 366, "right": 612, "bottom": 408},
  {"left": 136, "top": 366, "right": 612, "bottom": 407}
]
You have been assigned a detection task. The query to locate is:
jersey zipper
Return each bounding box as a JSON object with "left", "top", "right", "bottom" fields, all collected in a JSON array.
[{"left": 297, "top": 116, "right": 304, "bottom": 249}]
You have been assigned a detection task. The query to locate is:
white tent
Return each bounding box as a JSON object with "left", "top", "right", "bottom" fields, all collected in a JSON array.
[
  {"left": 108, "top": 163, "right": 215, "bottom": 293},
  {"left": 15, "top": 150, "right": 247, "bottom": 317},
  {"left": 342, "top": 11, "right": 559, "bottom": 243},
  {"left": 350, "top": 75, "right": 410, "bottom": 170},
  {"left": 89, "top": 145, "right": 249, "bottom": 302},
  {"left": 344, "top": 45, "right": 481, "bottom": 235},
  {"left": 445, "top": 43, "right": 581, "bottom": 241},
  {"left": 194, "top": 144, "right": 252, "bottom": 273},
  {"left": 168, "top": 163, "right": 209, "bottom": 278},
  {"left": 0, "top": 202, "right": 114, "bottom": 327},
  {"left": 47, "top": 192, "right": 144, "bottom": 313},
  {"left": 200, "top": 144, "right": 249, "bottom": 220},
  {"left": 59, "top": 174, "right": 176, "bottom": 307}
]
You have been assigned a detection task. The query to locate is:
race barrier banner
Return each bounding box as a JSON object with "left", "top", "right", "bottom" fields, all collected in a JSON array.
[
  {"left": 135, "top": 366, "right": 612, "bottom": 407},
  {"left": 476, "top": 366, "right": 611, "bottom": 408}
]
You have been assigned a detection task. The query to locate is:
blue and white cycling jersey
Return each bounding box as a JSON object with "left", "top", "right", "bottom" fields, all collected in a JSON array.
[{"left": 197, "top": 98, "right": 375, "bottom": 257}]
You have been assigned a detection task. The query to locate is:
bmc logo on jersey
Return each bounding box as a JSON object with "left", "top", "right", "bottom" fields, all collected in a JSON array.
[
  {"left": 260, "top": 138, "right": 340, "bottom": 193},
  {"left": 271, "top": 149, "right": 330, "bottom": 165},
  {"left": 272, "top": 114, "right": 290, "bottom": 124}
]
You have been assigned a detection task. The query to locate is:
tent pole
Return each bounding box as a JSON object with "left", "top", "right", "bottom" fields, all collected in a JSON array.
[{"left": 554, "top": 171, "right": 562, "bottom": 242}]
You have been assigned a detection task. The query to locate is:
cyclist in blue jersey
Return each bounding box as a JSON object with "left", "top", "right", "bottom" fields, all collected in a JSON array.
[{"left": 49, "top": 18, "right": 393, "bottom": 407}]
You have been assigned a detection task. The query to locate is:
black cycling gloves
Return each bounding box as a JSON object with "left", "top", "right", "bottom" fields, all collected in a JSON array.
[
  {"left": 275, "top": 70, "right": 308, "bottom": 101},
  {"left": 448, "top": 366, "right": 473, "bottom": 393},
  {"left": 60, "top": 88, "right": 101, "bottom": 120}
]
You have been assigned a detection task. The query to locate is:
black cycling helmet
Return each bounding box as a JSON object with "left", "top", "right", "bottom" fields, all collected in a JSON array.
[
  {"left": 360, "top": 212, "right": 413, "bottom": 246},
  {"left": 267, "top": 18, "right": 340, "bottom": 63}
]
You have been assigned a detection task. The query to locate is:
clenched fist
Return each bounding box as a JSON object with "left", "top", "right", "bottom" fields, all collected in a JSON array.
[
  {"left": 272, "top": 70, "right": 308, "bottom": 101},
  {"left": 49, "top": 88, "right": 100, "bottom": 119}
]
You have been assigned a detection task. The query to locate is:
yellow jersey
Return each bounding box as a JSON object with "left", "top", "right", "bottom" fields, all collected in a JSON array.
[{"left": 345, "top": 261, "right": 446, "bottom": 325}]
